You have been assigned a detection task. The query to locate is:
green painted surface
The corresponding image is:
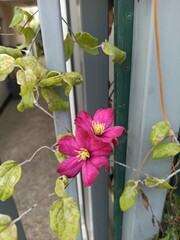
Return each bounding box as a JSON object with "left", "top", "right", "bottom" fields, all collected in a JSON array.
[{"left": 114, "top": 1, "right": 134, "bottom": 239}]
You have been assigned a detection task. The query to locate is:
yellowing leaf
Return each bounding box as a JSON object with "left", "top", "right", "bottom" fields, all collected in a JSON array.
[
  {"left": 0, "top": 161, "right": 22, "bottom": 201},
  {"left": 50, "top": 198, "right": 80, "bottom": 240},
  {"left": 0, "top": 54, "right": 15, "bottom": 81},
  {"left": 54, "top": 177, "right": 69, "bottom": 198},
  {"left": 64, "top": 33, "right": 74, "bottom": 61},
  {"left": 150, "top": 121, "right": 170, "bottom": 146},
  {"left": 9, "top": 7, "right": 24, "bottom": 28},
  {"left": 0, "top": 214, "right": 17, "bottom": 240},
  {"left": 17, "top": 27, "right": 35, "bottom": 50},
  {"left": 17, "top": 91, "right": 34, "bottom": 112},
  {"left": 61, "top": 72, "right": 83, "bottom": 96},
  {"left": 15, "top": 56, "right": 47, "bottom": 79},
  {"left": 119, "top": 180, "right": 140, "bottom": 211},
  {"left": 41, "top": 87, "right": 69, "bottom": 112},
  {"left": 152, "top": 143, "right": 180, "bottom": 160},
  {"left": 62, "top": 72, "right": 83, "bottom": 86},
  {"left": 17, "top": 69, "right": 37, "bottom": 96},
  {"left": 144, "top": 176, "right": 176, "bottom": 189},
  {"left": 75, "top": 32, "right": 99, "bottom": 55},
  {"left": 63, "top": 84, "right": 72, "bottom": 96},
  {"left": 54, "top": 148, "right": 67, "bottom": 163},
  {"left": 101, "top": 40, "right": 126, "bottom": 64},
  {"left": 0, "top": 46, "right": 23, "bottom": 59},
  {"left": 39, "top": 71, "right": 64, "bottom": 87}
]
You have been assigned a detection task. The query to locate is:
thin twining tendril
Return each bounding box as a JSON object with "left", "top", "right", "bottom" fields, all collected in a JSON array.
[
  {"left": 20, "top": 144, "right": 56, "bottom": 166},
  {"left": 12, "top": 177, "right": 75, "bottom": 225}
]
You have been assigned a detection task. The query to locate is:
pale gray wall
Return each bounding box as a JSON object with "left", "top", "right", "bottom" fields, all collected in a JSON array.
[{"left": 122, "top": 1, "right": 180, "bottom": 239}]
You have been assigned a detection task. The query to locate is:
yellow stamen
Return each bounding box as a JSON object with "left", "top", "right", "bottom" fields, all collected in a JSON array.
[
  {"left": 76, "top": 148, "right": 90, "bottom": 161},
  {"left": 92, "top": 121, "right": 105, "bottom": 136}
]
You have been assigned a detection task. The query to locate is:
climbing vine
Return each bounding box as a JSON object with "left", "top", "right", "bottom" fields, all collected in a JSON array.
[{"left": 0, "top": 1, "right": 179, "bottom": 240}]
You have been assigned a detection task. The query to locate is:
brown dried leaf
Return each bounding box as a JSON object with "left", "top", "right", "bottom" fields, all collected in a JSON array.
[
  {"left": 141, "top": 190, "right": 149, "bottom": 211},
  {"left": 157, "top": 220, "right": 164, "bottom": 233},
  {"left": 152, "top": 215, "right": 155, "bottom": 227}
]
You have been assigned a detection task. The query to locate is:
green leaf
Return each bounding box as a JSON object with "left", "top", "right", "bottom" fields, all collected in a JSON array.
[
  {"left": 63, "top": 84, "right": 72, "bottom": 96},
  {"left": 39, "top": 71, "right": 83, "bottom": 90},
  {"left": 62, "top": 72, "right": 83, "bottom": 86},
  {"left": 17, "top": 91, "right": 34, "bottom": 112},
  {"left": 62, "top": 72, "right": 83, "bottom": 96},
  {"left": 17, "top": 27, "right": 35, "bottom": 50},
  {"left": 54, "top": 177, "right": 69, "bottom": 198},
  {"left": 75, "top": 32, "right": 99, "bottom": 55},
  {"left": 150, "top": 121, "right": 171, "bottom": 146},
  {"left": 55, "top": 133, "right": 74, "bottom": 162},
  {"left": 23, "top": 11, "right": 33, "bottom": 22},
  {"left": 0, "top": 54, "right": 15, "bottom": 81},
  {"left": 0, "top": 160, "right": 22, "bottom": 201},
  {"left": 0, "top": 214, "right": 17, "bottom": 240},
  {"left": 50, "top": 198, "right": 80, "bottom": 240},
  {"left": 9, "top": 7, "right": 24, "bottom": 28},
  {"left": 15, "top": 56, "right": 47, "bottom": 79},
  {"left": 0, "top": 46, "right": 23, "bottom": 59},
  {"left": 55, "top": 148, "right": 67, "bottom": 163},
  {"left": 144, "top": 176, "right": 176, "bottom": 189},
  {"left": 152, "top": 143, "right": 180, "bottom": 160},
  {"left": 119, "top": 180, "right": 140, "bottom": 211},
  {"left": 16, "top": 69, "right": 37, "bottom": 96},
  {"left": 39, "top": 71, "right": 64, "bottom": 87},
  {"left": 41, "top": 87, "right": 69, "bottom": 112},
  {"left": 64, "top": 33, "right": 74, "bottom": 61},
  {"left": 101, "top": 40, "right": 126, "bottom": 64}
]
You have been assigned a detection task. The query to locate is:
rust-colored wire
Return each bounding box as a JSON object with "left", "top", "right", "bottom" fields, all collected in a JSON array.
[
  {"left": 137, "top": 0, "right": 170, "bottom": 179},
  {"left": 154, "top": 0, "right": 167, "bottom": 122}
]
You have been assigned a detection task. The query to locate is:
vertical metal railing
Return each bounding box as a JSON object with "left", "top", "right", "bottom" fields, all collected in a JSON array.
[
  {"left": 38, "top": 0, "right": 110, "bottom": 239},
  {"left": 122, "top": 1, "right": 180, "bottom": 239},
  {"left": 79, "top": 1, "right": 109, "bottom": 239},
  {"left": 114, "top": 1, "right": 134, "bottom": 239},
  {"left": 37, "top": 1, "right": 82, "bottom": 239}
]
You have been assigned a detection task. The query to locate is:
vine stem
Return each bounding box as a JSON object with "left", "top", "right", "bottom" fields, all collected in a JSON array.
[
  {"left": 111, "top": 158, "right": 180, "bottom": 187},
  {"left": 61, "top": 17, "right": 76, "bottom": 39},
  {"left": 11, "top": 178, "right": 75, "bottom": 225},
  {"left": 154, "top": 0, "right": 167, "bottom": 121},
  {"left": 28, "top": 27, "right": 41, "bottom": 53},
  {"left": 12, "top": 192, "right": 55, "bottom": 225},
  {"left": 109, "top": 159, "right": 154, "bottom": 179},
  {"left": 19, "top": 9, "right": 39, "bottom": 34},
  {"left": 34, "top": 100, "right": 70, "bottom": 133},
  {"left": 136, "top": 146, "right": 156, "bottom": 179},
  {"left": 20, "top": 145, "right": 56, "bottom": 166},
  {"left": 148, "top": 168, "right": 180, "bottom": 188}
]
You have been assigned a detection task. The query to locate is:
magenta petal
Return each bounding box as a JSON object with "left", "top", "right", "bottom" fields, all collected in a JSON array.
[
  {"left": 75, "top": 127, "right": 93, "bottom": 149},
  {"left": 90, "top": 156, "right": 110, "bottom": 171},
  {"left": 112, "top": 138, "right": 119, "bottom": 146},
  {"left": 57, "top": 156, "right": 82, "bottom": 178},
  {"left": 82, "top": 161, "right": 99, "bottom": 186},
  {"left": 93, "top": 108, "right": 114, "bottom": 128},
  {"left": 74, "top": 111, "right": 92, "bottom": 130},
  {"left": 102, "top": 126, "right": 125, "bottom": 142},
  {"left": 58, "top": 136, "right": 79, "bottom": 156},
  {"left": 89, "top": 138, "right": 113, "bottom": 156}
]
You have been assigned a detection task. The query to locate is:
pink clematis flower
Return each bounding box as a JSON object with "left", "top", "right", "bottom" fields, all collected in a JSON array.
[
  {"left": 74, "top": 108, "right": 125, "bottom": 146},
  {"left": 57, "top": 127, "right": 113, "bottom": 186}
]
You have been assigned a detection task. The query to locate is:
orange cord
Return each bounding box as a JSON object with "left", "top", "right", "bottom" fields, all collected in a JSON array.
[{"left": 154, "top": 0, "right": 167, "bottom": 122}]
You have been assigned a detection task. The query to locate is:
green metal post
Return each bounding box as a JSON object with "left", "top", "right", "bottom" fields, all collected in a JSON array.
[{"left": 114, "top": 1, "right": 134, "bottom": 239}]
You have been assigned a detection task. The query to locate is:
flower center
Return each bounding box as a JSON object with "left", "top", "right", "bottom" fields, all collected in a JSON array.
[
  {"left": 92, "top": 121, "right": 105, "bottom": 136},
  {"left": 76, "top": 148, "right": 90, "bottom": 161}
]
